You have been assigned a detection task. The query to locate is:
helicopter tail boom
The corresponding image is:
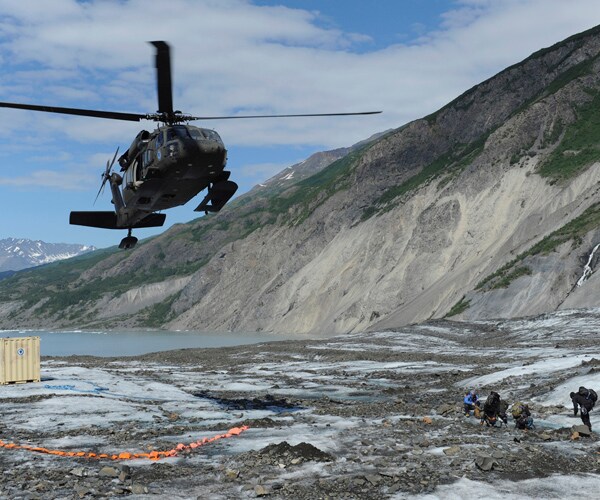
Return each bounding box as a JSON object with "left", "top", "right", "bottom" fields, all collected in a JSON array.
[{"left": 69, "top": 211, "right": 166, "bottom": 229}]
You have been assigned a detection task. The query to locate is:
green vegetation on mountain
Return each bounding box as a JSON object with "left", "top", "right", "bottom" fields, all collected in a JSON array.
[
  {"left": 194, "top": 145, "right": 372, "bottom": 231},
  {"left": 542, "top": 58, "right": 596, "bottom": 99},
  {"left": 446, "top": 296, "right": 471, "bottom": 317},
  {"left": 476, "top": 265, "right": 533, "bottom": 291},
  {"left": 361, "top": 136, "right": 486, "bottom": 221},
  {"left": 0, "top": 248, "right": 116, "bottom": 301},
  {"left": 269, "top": 146, "right": 370, "bottom": 225},
  {"left": 141, "top": 292, "right": 180, "bottom": 327},
  {"left": 538, "top": 90, "right": 600, "bottom": 181},
  {"left": 34, "top": 261, "right": 202, "bottom": 317},
  {"left": 476, "top": 202, "right": 600, "bottom": 291},
  {"left": 0, "top": 244, "right": 205, "bottom": 319},
  {"left": 177, "top": 142, "right": 375, "bottom": 241}
]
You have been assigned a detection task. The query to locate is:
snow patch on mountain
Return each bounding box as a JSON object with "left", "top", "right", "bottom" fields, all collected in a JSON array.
[{"left": 0, "top": 238, "right": 95, "bottom": 272}]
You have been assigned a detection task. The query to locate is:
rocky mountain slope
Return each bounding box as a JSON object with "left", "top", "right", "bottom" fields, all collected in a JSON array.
[
  {"left": 2, "top": 26, "right": 600, "bottom": 332},
  {"left": 0, "top": 238, "right": 95, "bottom": 272}
]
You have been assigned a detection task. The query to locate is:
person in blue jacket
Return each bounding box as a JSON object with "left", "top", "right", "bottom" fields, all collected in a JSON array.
[{"left": 463, "top": 390, "right": 480, "bottom": 416}]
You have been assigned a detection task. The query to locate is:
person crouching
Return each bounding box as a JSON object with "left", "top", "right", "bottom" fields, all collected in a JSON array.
[
  {"left": 463, "top": 390, "right": 480, "bottom": 417},
  {"left": 481, "top": 391, "right": 508, "bottom": 427}
]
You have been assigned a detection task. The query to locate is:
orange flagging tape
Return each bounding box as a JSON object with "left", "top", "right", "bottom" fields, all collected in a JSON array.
[{"left": 0, "top": 425, "right": 249, "bottom": 461}]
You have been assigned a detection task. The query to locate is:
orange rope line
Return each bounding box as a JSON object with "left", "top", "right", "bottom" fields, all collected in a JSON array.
[{"left": 0, "top": 425, "right": 249, "bottom": 461}]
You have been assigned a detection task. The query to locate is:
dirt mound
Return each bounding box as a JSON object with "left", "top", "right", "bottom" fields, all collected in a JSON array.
[{"left": 260, "top": 441, "right": 334, "bottom": 462}]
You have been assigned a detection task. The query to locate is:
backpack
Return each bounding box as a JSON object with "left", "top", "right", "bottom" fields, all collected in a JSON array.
[
  {"left": 588, "top": 389, "right": 598, "bottom": 407},
  {"left": 485, "top": 392, "right": 499, "bottom": 408},
  {"left": 511, "top": 402, "right": 525, "bottom": 419}
]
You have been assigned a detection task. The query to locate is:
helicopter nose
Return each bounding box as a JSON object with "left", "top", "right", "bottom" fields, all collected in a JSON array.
[{"left": 198, "top": 140, "right": 224, "bottom": 155}]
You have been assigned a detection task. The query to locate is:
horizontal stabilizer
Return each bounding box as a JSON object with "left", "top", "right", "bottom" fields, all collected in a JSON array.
[
  {"left": 70, "top": 211, "right": 166, "bottom": 229},
  {"left": 194, "top": 180, "right": 238, "bottom": 213},
  {"left": 70, "top": 211, "right": 118, "bottom": 229},
  {"left": 131, "top": 213, "right": 167, "bottom": 228}
]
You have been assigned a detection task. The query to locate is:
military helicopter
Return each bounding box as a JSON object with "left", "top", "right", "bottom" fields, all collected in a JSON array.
[{"left": 0, "top": 41, "right": 381, "bottom": 249}]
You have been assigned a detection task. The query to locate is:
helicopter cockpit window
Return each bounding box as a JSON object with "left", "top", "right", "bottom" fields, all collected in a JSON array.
[
  {"left": 187, "top": 128, "right": 204, "bottom": 141},
  {"left": 173, "top": 125, "right": 190, "bottom": 139},
  {"left": 203, "top": 129, "right": 222, "bottom": 143},
  {"left": 156, "top": 131, "right": 164, "bottom": 148},
  {"left": 143, "top": 149, "right": 154, "bottom": 167},
  {"left": 166, "top": 128, "right": 178, "bottom": 142}
]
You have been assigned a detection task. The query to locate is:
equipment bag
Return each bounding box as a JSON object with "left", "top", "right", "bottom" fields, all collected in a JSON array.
[{"left": 511, "top": 402, "right": 525, "bottom": 419}]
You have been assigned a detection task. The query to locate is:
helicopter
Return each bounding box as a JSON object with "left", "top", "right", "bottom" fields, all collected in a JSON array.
[{"left": 0, "top": 41, "right": 381, "bottom": 249}]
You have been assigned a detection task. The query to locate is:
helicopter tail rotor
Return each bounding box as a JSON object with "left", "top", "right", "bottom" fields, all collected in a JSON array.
[{"left": 94, "top": 147, "right": 120, "bottom": 204}]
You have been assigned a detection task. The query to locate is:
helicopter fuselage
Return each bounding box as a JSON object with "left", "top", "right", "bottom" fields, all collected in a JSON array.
[{"left": 119, "top": 124, "right": 228, "bottom": 214}]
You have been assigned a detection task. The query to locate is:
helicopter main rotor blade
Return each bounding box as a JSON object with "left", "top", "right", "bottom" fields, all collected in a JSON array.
[
  {"left": 150, "top": 41, "right": 174, "bottom": 115},
  {"left": 0, "top": 101, "right": 146, "bottom": 122},
  {"left": 188, "top": 111, "right": 382, "bottom": 120}
]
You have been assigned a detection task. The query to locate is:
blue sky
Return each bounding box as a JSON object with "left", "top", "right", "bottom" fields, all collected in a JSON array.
[{"left": 1, "top": 0, "right": 600, "bottom": 249}]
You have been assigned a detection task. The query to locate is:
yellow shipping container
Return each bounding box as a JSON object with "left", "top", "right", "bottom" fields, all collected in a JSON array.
[{"left": 0, "top": 336, "right": 40, "bottom": 384}]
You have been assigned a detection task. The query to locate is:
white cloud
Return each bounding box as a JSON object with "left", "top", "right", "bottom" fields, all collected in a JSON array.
[
  {"left": 0, "top": 169, "right": 88, "bottom": 190},
  {"left": 0, "top": 0, "right": 599, "bottom": 209},
  {"left": 1, "top": 0, "right": 599, "bottom": 153}
]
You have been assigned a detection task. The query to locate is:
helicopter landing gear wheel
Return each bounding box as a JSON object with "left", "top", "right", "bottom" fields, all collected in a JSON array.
[{"left": 119, "top": 228, "right": 138, "bottom": 250}]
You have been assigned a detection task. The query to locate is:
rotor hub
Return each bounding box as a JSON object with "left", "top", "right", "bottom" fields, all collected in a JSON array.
[{"left": 147, "top": 111, "right": 194, "bottom": 125}]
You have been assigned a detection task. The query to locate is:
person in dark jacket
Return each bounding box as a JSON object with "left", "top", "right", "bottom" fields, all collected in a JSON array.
[
  {"left": 571, "top": 386, "right": 596, "bottom": 431},
  {"left": 481, "top": 391, "right": 508, "bottom": 427}
]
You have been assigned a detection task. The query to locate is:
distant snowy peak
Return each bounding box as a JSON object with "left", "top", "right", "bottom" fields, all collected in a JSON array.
[{"left": 0, "top": 238, "right": 95, "bottom": 272}]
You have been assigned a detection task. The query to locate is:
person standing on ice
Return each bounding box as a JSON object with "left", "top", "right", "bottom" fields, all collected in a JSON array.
[{"left": 570, "top": 386, "right": 597, "bottom": 432}]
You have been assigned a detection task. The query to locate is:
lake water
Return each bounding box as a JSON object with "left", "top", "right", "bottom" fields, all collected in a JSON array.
[{"left": 0, "top": 330, "right": 317, "bottom": 357}]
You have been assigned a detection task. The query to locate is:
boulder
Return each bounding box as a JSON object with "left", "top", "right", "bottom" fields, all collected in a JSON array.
[
  {"left": 572, "top": 425, "right": 592, "bottom": 437},
  {"left": 475, "top": 454, "right": 498, "bottom": 471},
  {"left": 443, "top": 445, "right": 461, "bottom": 456}
]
